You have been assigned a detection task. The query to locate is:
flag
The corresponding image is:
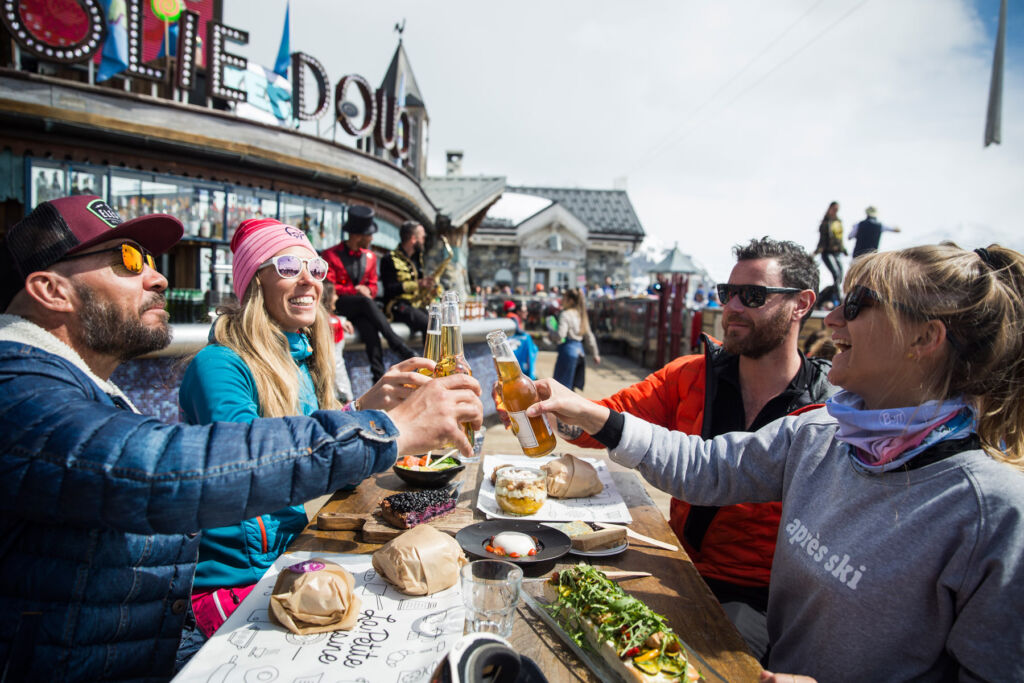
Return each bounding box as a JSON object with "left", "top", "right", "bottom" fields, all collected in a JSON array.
[
  {"left": 273, "top": 1, "right": 290, "bottom": 79},
  {"left": 227, "top": 63, "right": 294, "bottom": 125},
  {"left": 97, "top": 0, "right": 128, "bottom": 82},
  {"left": 984, "top": 0, "right": 1006, "bottom": 146}
]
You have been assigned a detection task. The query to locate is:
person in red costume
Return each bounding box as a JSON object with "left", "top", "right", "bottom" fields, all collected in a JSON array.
[
  {"left": 511, "top": 237, "right": 835, "bottom": 660},
  {"left": 322, "top": 206, "right": 415, "bottom": 382}
]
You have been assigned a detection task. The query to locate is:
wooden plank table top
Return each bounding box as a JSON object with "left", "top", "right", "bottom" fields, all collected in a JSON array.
[{"left": 289, "top": 459, "right": 761, "bottom": 682}]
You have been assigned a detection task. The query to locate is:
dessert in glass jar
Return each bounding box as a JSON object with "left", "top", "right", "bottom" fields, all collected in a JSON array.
[{"left": 494, "top": 467, "right": 547, "bottom": 515}]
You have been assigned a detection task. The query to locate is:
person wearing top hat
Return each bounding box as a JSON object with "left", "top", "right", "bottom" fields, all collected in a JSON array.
[
  {"left": 849, "top": 206, "right": 901, "bottom": 259},
  {"left": 321, "top": 205, "right": 415, "bottom": 382}
]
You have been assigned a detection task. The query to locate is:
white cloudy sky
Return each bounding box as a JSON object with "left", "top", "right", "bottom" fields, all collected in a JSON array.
[{"left": 225, "top": 0, "right": 1022, "bottom": 281}]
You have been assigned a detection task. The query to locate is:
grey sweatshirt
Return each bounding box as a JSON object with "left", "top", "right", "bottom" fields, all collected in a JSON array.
[{"left": 610, "top": 410, "right": 1024, "bottom": 682}]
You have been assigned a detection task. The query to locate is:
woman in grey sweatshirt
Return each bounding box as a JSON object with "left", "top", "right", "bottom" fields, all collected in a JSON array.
[{"left": 526, "top": 244, "right": 1024, "bottom": 682}]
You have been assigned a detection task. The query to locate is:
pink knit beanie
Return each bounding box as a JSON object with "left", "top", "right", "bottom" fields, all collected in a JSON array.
[{"left": 231, "top": 218, "right": 317, "bottom": 300}]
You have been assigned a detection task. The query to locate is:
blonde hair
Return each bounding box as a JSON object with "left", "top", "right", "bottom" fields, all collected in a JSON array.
[
  {"left": 211, "top": 278, "right": 341, "bottom": 418},
  {"left": 563, "top": 288, "right": 591, "bottom": 336},
  {"left": 846, "top": 243, "right": 1024, "bottom": 468}
]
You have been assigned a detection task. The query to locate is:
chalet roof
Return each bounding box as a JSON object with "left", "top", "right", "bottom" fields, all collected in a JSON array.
[
  {"left": 509, "top": 186, "right": 645, "bottom": 238},
  {"left": 379, "top": 41, "right": 427, "bottom": 110},
  {"left": 422, "top": 175, "right": 506, "bottom": 227}
]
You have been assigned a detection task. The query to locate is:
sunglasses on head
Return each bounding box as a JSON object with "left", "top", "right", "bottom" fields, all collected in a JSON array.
[
  {"left": 717, "top": 283, "right": 801, "bottom": 308},
  {"left": 259, "top": 254, "right": 329, "bottom": 281},
  {"left": 62, "top": 242, "right": 156, "bottom": 274}
]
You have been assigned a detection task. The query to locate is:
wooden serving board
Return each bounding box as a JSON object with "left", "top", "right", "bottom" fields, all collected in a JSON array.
[
  {"left": 318, "top": 507, "right": 476, "bottom": 543},
  {"left": 362, "top": 507, "right": 475, "bottom": 542}
]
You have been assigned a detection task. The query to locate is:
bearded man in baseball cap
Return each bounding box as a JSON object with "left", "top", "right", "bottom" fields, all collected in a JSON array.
[{"left": 0, "top": 197, "right": 482, "bottom": 680}]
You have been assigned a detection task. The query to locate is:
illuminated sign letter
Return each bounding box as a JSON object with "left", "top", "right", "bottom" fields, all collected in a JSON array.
[
  {"left": 175, "top": 10, "right": 199, "bottom": 90},
  {"left": 335, "top": 74, "right": 375, "bottom": 137},
  {"left": 1, "top": 0, "right": 105, "bottom": 63},
  {"left": 392, "top": 109, "right": 411, "bottom": 161},
  {"left": 125, "top": 0, "right": 163, "bottom": 80},
  {"left": 206, "top": 21, "right": 248, "bottom": 102},
  {"left": 291, "top": 52, "right": 330, "bottom": 121},
  {"left": 374, "top": 89, "right": 398, "bottom": 150}
]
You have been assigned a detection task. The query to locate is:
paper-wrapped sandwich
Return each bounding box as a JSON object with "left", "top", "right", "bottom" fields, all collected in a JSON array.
[
  {"left": 372, "top": 524, "right": 468, "bottom": 595},
  {"left": 268, "top": 559, "right": 361, "bottom": 635},
  {"left": 542, "top": 454, "right": 603, "bottom": 498}
]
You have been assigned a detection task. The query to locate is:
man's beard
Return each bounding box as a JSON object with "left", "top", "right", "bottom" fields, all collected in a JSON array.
[
  {"left": 722, "top": 305, "right": 791, "bottom": 359},
  {"left": 75, "top": 285, "right": 171, "bottom": 361}
]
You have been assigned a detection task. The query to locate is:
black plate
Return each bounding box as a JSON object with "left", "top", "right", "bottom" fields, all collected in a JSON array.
[
  {"left": 393, "top": 457, "right": 466, "bottom": 488},
  {"left": 456, "top": 520, "right": 571, "bottom": 567}
]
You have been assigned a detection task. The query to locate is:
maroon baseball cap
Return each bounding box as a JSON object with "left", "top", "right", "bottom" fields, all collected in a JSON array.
[{"left": 0, "top": 195, "right": 183, "bottom": 309}]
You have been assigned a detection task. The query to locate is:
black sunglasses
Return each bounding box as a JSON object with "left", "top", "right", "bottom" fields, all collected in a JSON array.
[
  {"left": 61, "top": 242, "right": 156, "bottom": 274},
  {"left": 717, "top": 283, "right": 801, "bottom": 308},
  {"left": 844, "top": 285, "right": 967, "bottom": 356},
  {"left": 842, "top": 285, "right": 922, "bottom": 321}
]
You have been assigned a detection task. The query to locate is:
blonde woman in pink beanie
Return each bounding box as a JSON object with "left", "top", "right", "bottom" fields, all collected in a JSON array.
[{"left": 175, "top": 218, "right": 437, "bottom": 662}]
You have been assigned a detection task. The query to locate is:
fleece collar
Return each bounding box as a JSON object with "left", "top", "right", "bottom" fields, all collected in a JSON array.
[{"left": 0, "top": 313, "right": 140, "bottom": 413}]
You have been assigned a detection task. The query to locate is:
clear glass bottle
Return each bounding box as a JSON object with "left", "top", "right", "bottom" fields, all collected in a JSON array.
[
  {"left": 433, "top": 291, "right": 475, "bottom": 448},
  {"left": 486, "top": 330, "right": 556, "bottom": 457},
  {"left": 420, "top": 302, "right": 442, "bottom": 377}
]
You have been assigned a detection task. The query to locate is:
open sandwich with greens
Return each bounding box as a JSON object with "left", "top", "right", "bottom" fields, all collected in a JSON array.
[{"left": 543, "top": 565, "right": 702, "bottom": 682}]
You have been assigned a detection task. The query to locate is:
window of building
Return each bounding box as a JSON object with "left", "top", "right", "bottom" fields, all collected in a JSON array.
[
  {"left": 323, "top": 203, "right": 345, "bottom": 250},
  {"left": 226, "top": 189, "right": 278, "bottom": 243},
  {"left": 30, "top": 163, "right": 65, "bottom": 206},
  {"left": 372, "top": 215, "right": 400, "bottom": 251},
  {"left": 191, "top": 187, "right": 226, "bottom": 240},
  {"left": 109, "top": 172, "right": 144, "bottom": 218},
  {"left": 69, "top": 167, "right": 106, "bottom": 199}
]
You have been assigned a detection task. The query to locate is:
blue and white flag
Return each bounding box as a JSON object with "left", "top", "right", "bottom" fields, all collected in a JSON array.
[
  {"left": 274, "top": 1, "right": 291, "bottom": 79},
  {"left": 226, "top": 63, "right": 294, "bottom": 125}
]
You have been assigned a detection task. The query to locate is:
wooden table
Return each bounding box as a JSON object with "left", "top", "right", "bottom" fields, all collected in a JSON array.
[{"left": 290, "top": 460, "right": 761, "bottom": 682}]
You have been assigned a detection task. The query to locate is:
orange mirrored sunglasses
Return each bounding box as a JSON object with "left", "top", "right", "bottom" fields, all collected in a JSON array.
[{"left": 62, "top": 242, "right": 157, "bottom": 274}]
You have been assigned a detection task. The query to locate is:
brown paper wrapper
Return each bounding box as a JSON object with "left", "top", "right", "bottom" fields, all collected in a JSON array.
[
  {"left": 371, "top": 524, "right": 468, "bottom": 595},
  {"left": 268, "top": 558, "right": 361, "bottom": 634},
  {"left": 542, "top": 453, "right": 603, "bottom": 498}
]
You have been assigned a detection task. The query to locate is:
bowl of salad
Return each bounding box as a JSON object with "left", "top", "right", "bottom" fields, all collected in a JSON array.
[{"left": 392, "top": 454, "right": 466, "bottom": 488}]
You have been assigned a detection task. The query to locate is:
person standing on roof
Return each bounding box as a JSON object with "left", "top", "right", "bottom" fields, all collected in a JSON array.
[{"left": 849, "top": 206, "right": 900, "bottom": 259}]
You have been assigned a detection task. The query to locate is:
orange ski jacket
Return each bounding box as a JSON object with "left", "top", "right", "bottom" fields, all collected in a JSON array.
[{"left": 571, "top": 336, "right": 834, "bottom": 587}]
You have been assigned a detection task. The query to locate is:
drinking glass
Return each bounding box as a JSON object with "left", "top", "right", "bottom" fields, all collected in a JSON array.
[
  {"left": 461, "top": 560, "right": 523, "bottom": 637},
  {"left": 459, "top": 428, "right": 484, "bottom": 463}
]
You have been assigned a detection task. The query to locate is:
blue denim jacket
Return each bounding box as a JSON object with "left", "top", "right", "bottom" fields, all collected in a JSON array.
[{"left": 0, "top": 336, "right": 397, "bottom": 681}]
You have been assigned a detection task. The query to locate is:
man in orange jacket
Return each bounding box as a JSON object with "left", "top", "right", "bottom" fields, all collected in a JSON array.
[{"left": 562, "top": 237, "right": 835, "bottom": 660}]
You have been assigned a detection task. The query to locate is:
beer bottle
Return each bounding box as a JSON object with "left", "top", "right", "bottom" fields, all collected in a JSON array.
[
  {"left": 486, "top": 329, "right": 556, "bottom": 457},
  {"left": 420, "top": 302, "right": 442, "bottom": 377},
  {"left": 433, "top": 292, "right": 475, "bottom": 447}
]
